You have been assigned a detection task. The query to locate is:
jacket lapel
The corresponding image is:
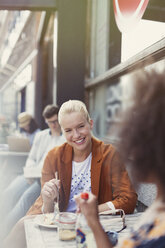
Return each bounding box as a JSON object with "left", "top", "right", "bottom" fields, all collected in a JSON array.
[
  {"left": 60, "top": 144, "right": 73, "bottom": 206},
  {"left": 91, "top": 137, "right": 103, "bottom": 196}
]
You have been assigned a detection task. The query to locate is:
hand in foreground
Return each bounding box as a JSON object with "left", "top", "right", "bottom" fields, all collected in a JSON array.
[
  {"left": 75, "top": 192, "right": 113, "bottom": 248},
  {"left": 41, "top": 178, "right": 60, "bottom": 212},
  {"left": 74, "top": 192, "right": 99, "bottom": 229}
]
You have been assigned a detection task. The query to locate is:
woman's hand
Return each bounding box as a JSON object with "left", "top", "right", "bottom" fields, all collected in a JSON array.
[{"left": 41, "top": 178, "right": 60, "bottom": 213}]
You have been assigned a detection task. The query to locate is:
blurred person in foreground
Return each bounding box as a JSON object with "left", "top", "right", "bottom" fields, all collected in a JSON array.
[
  {"left": 17, "top": 112, "right": 40, "bottom": 145},
  {"left": 2, "top": 100, "right": 137, "bottom": 248},
  {"left": 75, "top": 68, "right": 165, "bottom": 248},
  {"left": 0, "top": 105, "right": 65, "bottom": 241}
]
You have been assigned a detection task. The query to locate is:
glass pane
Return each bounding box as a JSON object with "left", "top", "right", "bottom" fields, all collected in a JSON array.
[
  {"left": 121, "top": 19, "right": 165, "bottom": 62},
  {"left": 89, "top": 0, "right": 109, "bottom": 78},
  {"left": 104, "top": 58, "right": 165, "bottom": 142}
]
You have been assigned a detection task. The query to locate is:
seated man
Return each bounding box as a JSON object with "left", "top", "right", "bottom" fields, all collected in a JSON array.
[{"left": 0, "top": 104, "right": 65, "bottom": 240}]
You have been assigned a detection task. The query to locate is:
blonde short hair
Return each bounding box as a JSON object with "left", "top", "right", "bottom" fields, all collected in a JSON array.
[{"left": 58, "top": 100, "right": 91, "bottom": 125}]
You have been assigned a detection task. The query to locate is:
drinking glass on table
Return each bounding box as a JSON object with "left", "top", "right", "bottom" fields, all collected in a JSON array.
[{"left": 58, "top": 212, "right": 77, "bottom": 241}]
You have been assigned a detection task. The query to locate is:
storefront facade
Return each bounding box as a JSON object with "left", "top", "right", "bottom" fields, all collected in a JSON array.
[
  {"left": 0, "top": 0, "right": 164, "bottom": 139},
  {"left": 85, "top": 0, "right": 165, "bottom": 143}
]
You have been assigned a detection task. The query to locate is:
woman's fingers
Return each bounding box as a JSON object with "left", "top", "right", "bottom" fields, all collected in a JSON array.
[{"left": 42, "top": 179, "right": 60, "bottom": 201}]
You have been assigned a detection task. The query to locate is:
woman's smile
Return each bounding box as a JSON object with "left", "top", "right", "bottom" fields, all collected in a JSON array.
[{"left": 74, "top": 137, "right": 86, "bottom": 145}]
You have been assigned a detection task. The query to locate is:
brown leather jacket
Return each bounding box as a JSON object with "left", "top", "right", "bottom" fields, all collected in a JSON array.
[{"left": 27, "top": 137, "right": 137, "bottom": 215}]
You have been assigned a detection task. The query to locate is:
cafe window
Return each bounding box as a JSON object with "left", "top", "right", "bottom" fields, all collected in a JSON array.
[
  {"left": 121, "top": 19, "right": 165, "bottom": 62},
  {"left": 104, "top": 58, "right": 165, "bottom": 143},
  {"left": 86, "top": 1, "right": 165, "bottom": 143}
]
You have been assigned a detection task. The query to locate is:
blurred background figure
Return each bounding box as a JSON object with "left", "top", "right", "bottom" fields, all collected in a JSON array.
[
  {"left": 0, "top": 112, "right": 40, "bottom": 195},
  {"left": 17, "top": 112, "right": 40, "bottom": 145}
]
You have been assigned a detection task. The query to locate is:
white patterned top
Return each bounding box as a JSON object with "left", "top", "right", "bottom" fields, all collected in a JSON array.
[{"left": 66, "top": 153, "right": 92, "bottom": 212}]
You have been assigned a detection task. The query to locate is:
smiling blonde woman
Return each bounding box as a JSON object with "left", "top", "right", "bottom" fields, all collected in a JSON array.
[{"left": 27, "top": 100, "right": 137, "bottom": 215}]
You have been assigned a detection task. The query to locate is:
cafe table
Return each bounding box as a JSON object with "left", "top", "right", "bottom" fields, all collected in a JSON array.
[
  {"left": 0, "top": 150, "right": 29, "bottom": 173},
  {"left": 0, "top": 150, "right": 29, "bottom": 191},
  {"left": 24, "top": 212, "right": 142, "bottom": 248}
]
